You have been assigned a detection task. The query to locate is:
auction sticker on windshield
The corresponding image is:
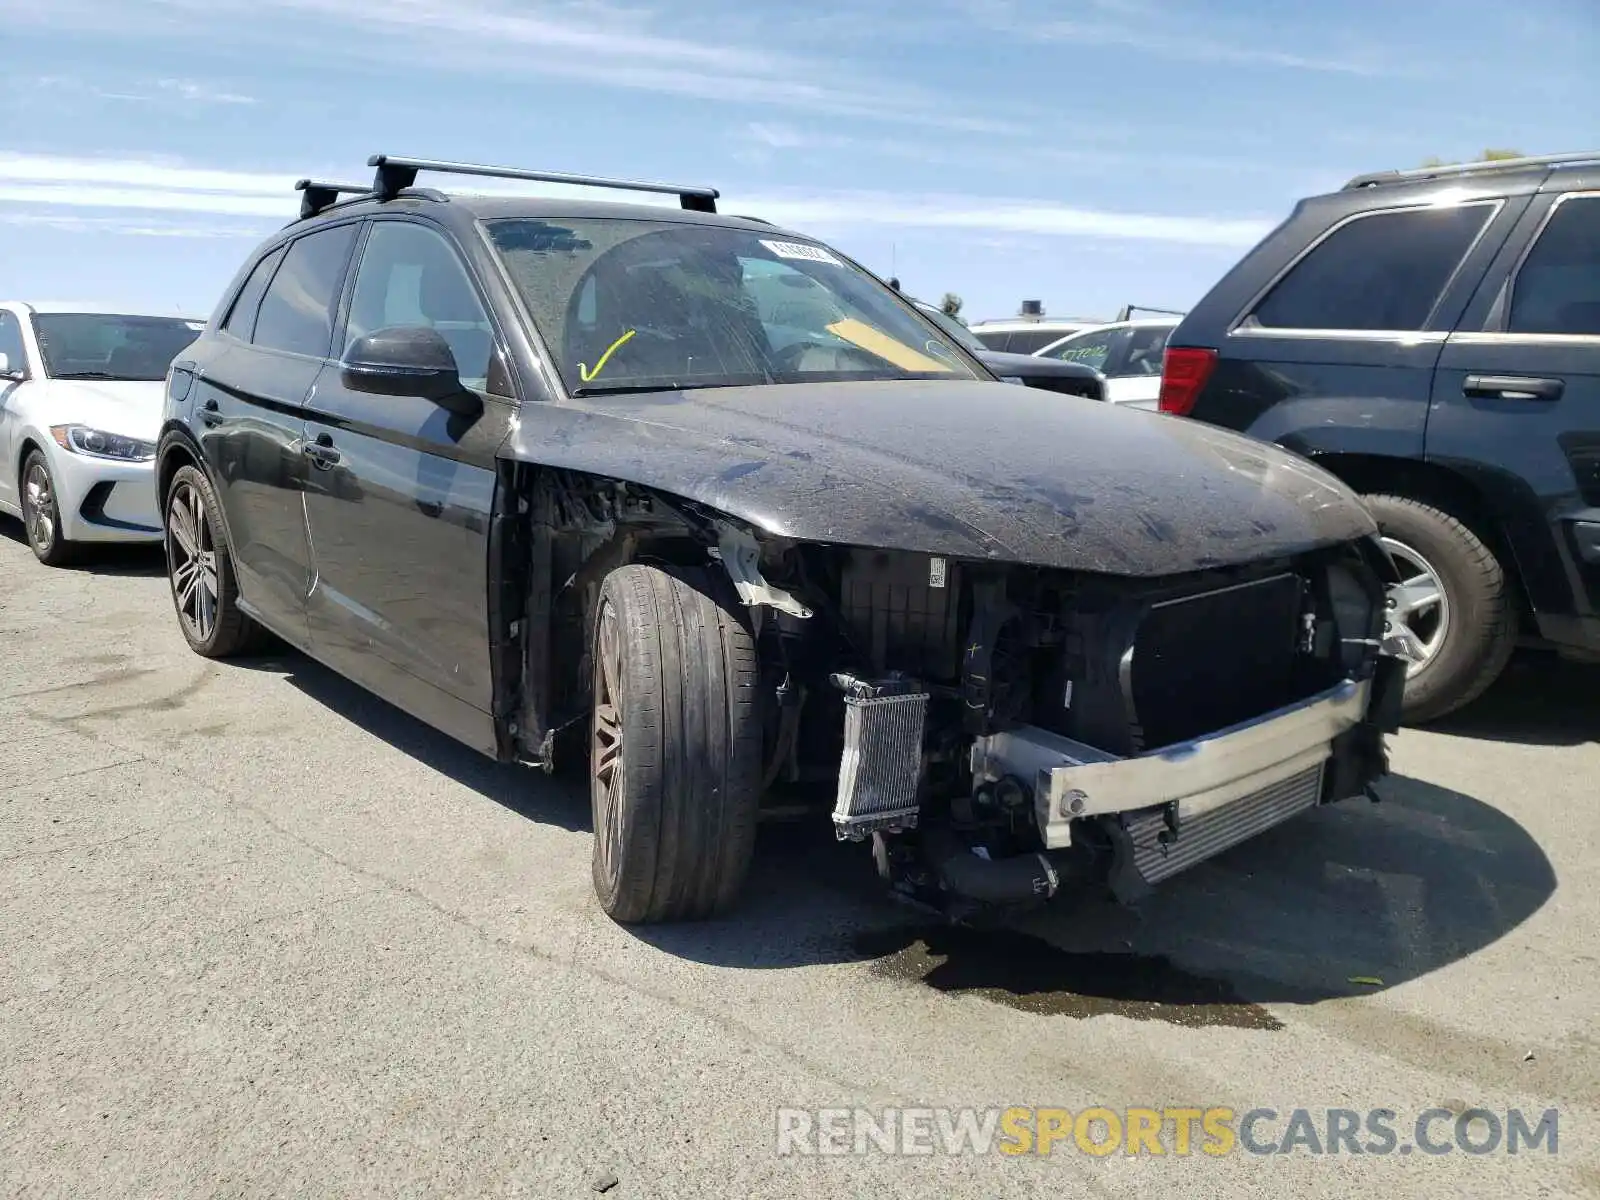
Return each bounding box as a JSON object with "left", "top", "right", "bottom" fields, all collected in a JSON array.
[{"left": 760, "top": 239, "right": 843, "bottom": 267}]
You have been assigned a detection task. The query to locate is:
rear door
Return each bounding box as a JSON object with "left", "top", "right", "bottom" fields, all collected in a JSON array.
[
  {"left": 1429, "top": 188, "right": 1600, "bottom": 633},
  {"left": 298, "top": 216, "right": 514, "bottom": 753},
  {"left": 191, "top": 222, "right": 360, "bottom": 641},
  {"left": 1189, "top": 197, "right": 1519, "bottom": 455}
]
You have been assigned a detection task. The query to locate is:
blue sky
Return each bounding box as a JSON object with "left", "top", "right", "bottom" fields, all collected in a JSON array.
[{"left": 2, "top": 0, "right": 1595, "bottom": 324}]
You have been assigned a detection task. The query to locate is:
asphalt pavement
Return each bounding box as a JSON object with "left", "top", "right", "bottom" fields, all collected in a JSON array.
[{"left": 2, "top": 524, "right": 1597, "bottom": 1199}]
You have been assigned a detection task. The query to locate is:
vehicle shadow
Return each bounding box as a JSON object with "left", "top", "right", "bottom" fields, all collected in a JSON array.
[
  {"left": 226, "top": 648, "right": 592, "bottom": 835},
  {"left": 631, "top": 773, "right": 1556, "bottom": 1018},
  {"left": 0, "top": 516, "right": 167, "bottom": 577},
  {"left": 1424, "top": 650, "right": 1599, "bottom": 746}
]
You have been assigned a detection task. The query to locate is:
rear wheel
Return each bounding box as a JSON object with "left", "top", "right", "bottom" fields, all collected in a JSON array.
[
  {"left": 1363, "top": 493, "right": 1516, "bottom": 723},
  {"left": 589, "top": 564, "right": 762, "bottom": 924},
  {"left": 164, "top": 464, "right": 264, "bottom": 658},
  {"left": 19, "top": 449, "right": 76, "bottom": 567}
]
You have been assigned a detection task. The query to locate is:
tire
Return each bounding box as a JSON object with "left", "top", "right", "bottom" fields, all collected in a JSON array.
[
  {"left": 1363, "top": 493, "right": 1517, "bottom": 723},
  {"left": 589, "top": 564, "right": 762, "bottom": 924},
  {"left": 18, "top": 449, "right": 77, "bottom": 567},
  {"left": 164, "top": 464, "right": 264, "bottom": 658}
]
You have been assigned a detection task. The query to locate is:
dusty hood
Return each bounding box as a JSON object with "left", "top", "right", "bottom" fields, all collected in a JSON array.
[
  {"left": 516, "top": 379, "right": 1377, "bottom": 577},
  {"left": 37, "top": 380, "right": 165, "bottom": 441}
]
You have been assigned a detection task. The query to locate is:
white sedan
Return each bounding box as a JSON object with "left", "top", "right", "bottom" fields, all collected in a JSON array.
[
  {"left": 1034, "top": 315, "right": 1181, "bottom": 409},
  {"left": 0, "top": 301, "right": 203, "bottom": 565}
]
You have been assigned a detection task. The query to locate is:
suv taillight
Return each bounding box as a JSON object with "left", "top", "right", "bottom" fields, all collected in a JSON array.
[{"left": 1158, "top": 347, "right": 1217, "bottom": 416}]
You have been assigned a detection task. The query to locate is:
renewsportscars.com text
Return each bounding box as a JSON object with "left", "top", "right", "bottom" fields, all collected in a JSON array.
[{"left": 775, "top": 1106, "right": 1560, "bottom": 1158}]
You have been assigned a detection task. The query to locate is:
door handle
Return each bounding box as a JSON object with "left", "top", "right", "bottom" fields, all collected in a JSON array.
[
  {"left": 1463, "top": 375, "right": 1564, "bottom": 401},
  {"left": 198, "top": 398, "right": 222, "bottom": 427}
]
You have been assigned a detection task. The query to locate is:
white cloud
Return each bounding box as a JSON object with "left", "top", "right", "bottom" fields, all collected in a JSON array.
[
  {"left": 3, "top": 0, "right": 1019, "bottom": 132},
  {"left": 155, "top": 78, "right": 257, "bottom": 105},
  {"left": 0, "top": 152, "right": 1276, "bottom": 248}
]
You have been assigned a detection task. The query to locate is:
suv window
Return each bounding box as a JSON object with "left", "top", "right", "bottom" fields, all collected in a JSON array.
[
  {"left": 1250, "top": 202, "right": 1494, "bottom": 332},
  {"left": 222, "top": 246, "right": 285, "bottom": 341},
  {"left": 1509, "top": 195, "right": 1600, "bottom": 336},
  {"left": 346, "top": 222, "right": 496, "bottom": 389},
  {"left": 253, "top": 223, "right": 358, "bottom": 358},
  {"left": 1004, "top": 329, "right": 1069, "bottom": 355},
  {"left": 0, "top": 312, "right": 26, "bottom": 376}
]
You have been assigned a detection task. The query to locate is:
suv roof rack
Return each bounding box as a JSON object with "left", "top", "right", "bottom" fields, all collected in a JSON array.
[
  {"left": 366, "top": 154, "right": 720, "bottom": 213},
  {"left": 294, "top": 178, "right": 372, "bottom": 220},
  {"left": 1343, "top": 150, "right": 1600, "bottom": 190},
  {"left": 1114, "top": 304, "right": 1186, "bottom": 321}
]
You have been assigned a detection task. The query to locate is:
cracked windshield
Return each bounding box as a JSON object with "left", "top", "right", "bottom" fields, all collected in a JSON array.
[{"left": 486, "top": 218, "right": 981, "bottom": 394}]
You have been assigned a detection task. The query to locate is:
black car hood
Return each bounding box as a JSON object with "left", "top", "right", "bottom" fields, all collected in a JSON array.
[{"left": 513, "top": 379, "right": 1376, "bottom": 577}]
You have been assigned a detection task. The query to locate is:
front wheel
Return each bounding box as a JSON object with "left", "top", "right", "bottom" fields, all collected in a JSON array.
[
  {"left": 589, "top": 564, "right": 762, "bottom": 924},
  {"left": 164, "top": 464, "right": 263, "bottom": 658},
  {"left": 19, "top": 449, "right": 76, "bottom": 567},
  {"left": 1364, "top": 493, "right": 1517, "bottom": 723}
]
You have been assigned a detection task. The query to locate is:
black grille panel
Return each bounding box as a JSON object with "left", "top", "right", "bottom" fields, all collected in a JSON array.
[
  {"left": 1129, "top": 573, "right": 1305, "bottom": 750},
  {"left": 839, "top": 550, "right": 962, "bottom": 680}
]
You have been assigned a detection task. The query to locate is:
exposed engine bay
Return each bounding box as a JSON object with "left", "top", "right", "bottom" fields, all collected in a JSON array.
[{"left": 528, "top": 470, "right": 1409, "bottom": 917}]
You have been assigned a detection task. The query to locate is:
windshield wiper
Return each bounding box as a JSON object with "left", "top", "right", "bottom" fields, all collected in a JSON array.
[
  {"left": 51, "top": 371, "right": 139, "bottom": 381},
  {"left": 569, "top": 383, "right": 684, "bottom": 397}
]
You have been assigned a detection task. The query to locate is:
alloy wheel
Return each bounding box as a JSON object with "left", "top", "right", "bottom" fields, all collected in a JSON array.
[
  {"left": 23, "top": 460, "right": 56, "bottom": 553},
  {"left": 591, "top": 600, "right": 626, "bottom": 891},
  {"left": 1380, "top": 535, "right": 1452, "bottom": 675},
  {"left": 167, "top": 481, "right": 220, "bottom": 642}
]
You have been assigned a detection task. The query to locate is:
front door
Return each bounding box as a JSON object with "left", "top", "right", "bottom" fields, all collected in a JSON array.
[
  {"left": 300, "top": 218, "right": 515, "bottom": 754},
  {"left": 191, "top": 222, "right": 360, "bottom": 642},
  {"left": 0, "top": 310, "right": 30, "bottom": 512},
  {"left": 1429, "top": 188, "right": 1600, "bottom": 634}
]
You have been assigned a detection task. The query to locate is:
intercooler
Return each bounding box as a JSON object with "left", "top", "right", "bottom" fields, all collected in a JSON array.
[
  {"left": 1119, "top": 762, "right": 1325, "bottom": 885},
  {"left": 831, "top": 687, "right": 929, "bottom": 840}
]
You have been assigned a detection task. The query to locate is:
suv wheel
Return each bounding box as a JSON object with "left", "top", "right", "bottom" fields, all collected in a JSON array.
[
  {"left": 1364, "top": 494, "right": 1516, "bottom": 723},
  {"left": 19, "top": 449, "right": 77, "bottom": 566},
  {"left": 164, "top": 464, "right": 264, "bottom": 658},
  {"left": 589, "top": 564, "right": 762, "bottom": 924}
]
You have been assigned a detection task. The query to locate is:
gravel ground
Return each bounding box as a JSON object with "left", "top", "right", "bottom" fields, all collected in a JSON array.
[{"left": 2, "top": 525, "right": 1596, "bottom": 1199}]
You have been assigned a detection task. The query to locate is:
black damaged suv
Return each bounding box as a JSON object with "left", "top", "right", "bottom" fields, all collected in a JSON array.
[
  {"left": 158, "top": 154, "right": 1409, "bottom": 925},
  {"left": 1162, "top": 152, "right": 1600, "bottom": 721}
]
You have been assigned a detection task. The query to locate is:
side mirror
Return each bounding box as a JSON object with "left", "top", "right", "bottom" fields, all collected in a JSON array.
[{"left": 340, "top": 326, "right": 481, "bottom": 415}]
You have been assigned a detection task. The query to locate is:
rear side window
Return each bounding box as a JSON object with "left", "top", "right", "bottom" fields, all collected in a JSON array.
[
  {"left": 1249, "top": 202, "right": 1494, "bottom": 332},
  {"left": 221, "top": 246, "right": 285, "bottom": 341},
  {"left": 1509, "top": 195, "right": 1600, "bottom": 336},
  {"left": 972, "top": 329, "right": 1010, "bottom": 351},
  {"left": 252, "top": 223, "right": 359, "bottom": 357},
  {"left": 1004, "top": 328, "right": 1069, "bottom": 355}
]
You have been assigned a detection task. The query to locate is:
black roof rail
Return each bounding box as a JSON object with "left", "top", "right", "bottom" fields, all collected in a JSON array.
[
  {"left": 1343, "top": 150, "right": 1600, "bottom": 190},
  {"left": 294, "top": 179, "right": 372, "bottom": 220},
  {"left": 366, "top": 154, "right": 720, "bottom": 212},
  {"left": 1114, "top": 303, "right": 1186, "bottom": 321}
]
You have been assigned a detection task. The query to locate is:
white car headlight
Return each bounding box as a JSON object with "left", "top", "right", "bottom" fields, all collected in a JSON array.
[{"left": 50, "top": 424, "right": 157, "bottom": 463}]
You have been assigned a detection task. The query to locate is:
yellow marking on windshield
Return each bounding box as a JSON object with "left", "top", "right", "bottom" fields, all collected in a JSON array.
[
  {"left": 825, "top": 318, "right": 956, "bottom": 373},
  {"left": 578, "top": 328, "right": 637, "bottom": 382}
]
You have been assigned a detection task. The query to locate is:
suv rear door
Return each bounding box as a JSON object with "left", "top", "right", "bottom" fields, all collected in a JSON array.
[
  {"left": 1428, "top": 184, "right": 1600, "bottom": 641},
  {"left": 192, "top": 222, "right": 360, "bottom": 641}
]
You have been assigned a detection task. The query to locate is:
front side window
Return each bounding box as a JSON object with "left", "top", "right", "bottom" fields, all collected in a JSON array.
[
  {"left": 253, "top": 223, "right": 359, "bottom": 358},
  {"left": 0, "top": 312, "right": 27, "bottom": 376},
  {"left": 1249, "top": 202, "right": 1495, "bottom": 332},
  {"left": 1508, "top": 195, "right": 1600, "bottom": 336},
  {"left": 1041, "top": 328, "right": 1120, "bottom": 371},
  {"left": 485, "top": 218, "right": 981, "bottom": 395},
  {"left": 30, "top": 313, "right": 204, "bottom": 381},
  {"left": 345, "top": 221, "right": 497, "bottom": 390},
  {"left": 1121, "top": 325, "right": 1172, "bottom": 376}
]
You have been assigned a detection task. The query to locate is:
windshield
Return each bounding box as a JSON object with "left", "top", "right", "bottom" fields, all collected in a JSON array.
[
  {"left": 32, "top": 313, "right": 203, "bottom": 381},
  {"left": 485, "top": 218, "right": 981, "bottom": 394}
]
